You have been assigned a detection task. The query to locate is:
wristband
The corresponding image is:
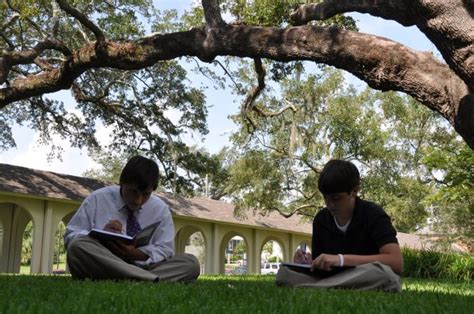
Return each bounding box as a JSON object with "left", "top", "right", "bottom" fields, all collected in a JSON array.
[{"left": 338, "top": 254, "right": 344, "bottom": 267}]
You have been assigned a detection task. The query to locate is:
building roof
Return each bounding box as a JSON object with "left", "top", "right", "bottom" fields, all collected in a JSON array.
[
  {"left": 0, "top": 163, "right": 433, "bottom": 246},
  {"left": 0, "top": 163, "right": 311, "bottom": 234},
  {"left": 160, "top": 193, "right": 312, "bottom": 234},
  {"left": 0, "top": 163, "right": 105, "bottom": 201}
]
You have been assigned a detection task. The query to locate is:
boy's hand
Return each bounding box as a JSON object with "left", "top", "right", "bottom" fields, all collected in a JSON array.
[
  {"left": 103, "top": 219, "right": 123, "bottom": 233},
  {"left": 105, "top": 240, "right": 148, "bottom": 262},
  {"left": 311, "top": 254, "right": 339, "bottom": 271},
  {"left": 293, "top": 249, "right": 312, "bottom": 264}
]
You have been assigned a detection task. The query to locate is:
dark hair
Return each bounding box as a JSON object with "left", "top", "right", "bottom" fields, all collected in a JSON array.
[
  {"left": 119, "top": 155, "right": 159, "bottom": 191},
  {"left": 318, "top": 159, "right": 360, "bottom": 195}
]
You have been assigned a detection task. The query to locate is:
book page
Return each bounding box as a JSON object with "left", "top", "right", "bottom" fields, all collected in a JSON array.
[
  {"left": 88, "top": 228, "right": 134, "bottom": 243},
  {"left": 281, "top": 262, "right": 312, "bottom": 269},
  {"left": 135, "top": 221, "right": 160, "bottom": 247}
]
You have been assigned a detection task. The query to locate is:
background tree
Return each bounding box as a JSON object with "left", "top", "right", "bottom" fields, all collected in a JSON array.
[
  {"left": 82, "top": 150, "right": 125, "bottom": 183},
  {"left": 1, "top": 0, "right": 472, "bottom": 148},
  {"left": 21, "top": 221, "right": 33, "bottom": 265},
  {"left": 220, "top": 67, "right": 471, "bottom": 236},
  {"left": 1, "top": 1, "right": 472, "bottom": 240},
  {"left": 83, "top": 146, "right": 228, "bottom": 197},
  {"left": 0, "top": 0, "right": 225, "bottom": 193},
  {"left": 423, "top": 142, "right": 474, "bottom": 243},
  {"left": 54, "top": 221, "right": 66, "bottom": 270}
]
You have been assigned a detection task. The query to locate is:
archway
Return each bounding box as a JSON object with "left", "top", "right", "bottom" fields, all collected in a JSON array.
[
  {"left": 260, "top": 237, "right": 285, "bottom": 274},
  {"left": 52, "top": 220, "right": 67, "bottom": 274},
  {"left": 296, "top": 240, "right": 311, "bottom": 257},
  {"left": 0, "top": 202, "right": 33, "bottom": 273},
  {"left": 62, "top": 211, "right": 75, "bottom": 226},
  {"left": 175, "top": 226, "right": 207, "bottom": 274},
  {"left": 220, "top": 232, "right": 248, "bottom": 275},
  {"left": 20, "top": 221, "right": 34, "bottom": 274}
]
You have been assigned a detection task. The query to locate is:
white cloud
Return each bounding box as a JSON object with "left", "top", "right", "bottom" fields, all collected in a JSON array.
[{"left": 0, "top": 127, "right": 97, "bottom": 176}]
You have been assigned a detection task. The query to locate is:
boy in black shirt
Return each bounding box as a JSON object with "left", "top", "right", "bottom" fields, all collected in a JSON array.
[{"left": 276, "top": 159, "right": 403, "bottom": 292}]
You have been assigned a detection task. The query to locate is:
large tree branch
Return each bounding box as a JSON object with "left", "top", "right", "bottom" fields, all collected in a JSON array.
[
  {"left": 269, "top": 204, "right": 317, "bottom": 219},
  {"left": 1, "top": 12, "right": 20, "bottom": 33},
  {"left": 0, "top": 25, "right": 472, "bottom": 147},
  {"left": 291, "top": 0, "right": 474, "bottom": 91},
  {"left": 202, "top": 0, "right": 226, "bottom": 27},
  {"left": 56, "top": 0, "right": 105, "bottom": 43},
  {"left": 241, "top": 58, "right": 266, "bottom": 130},
  {"left": 253, "top": 99, "right": 298, "bottom": 117},
  {"left": 291, "top": 0, "right": 417, "bottom": 27},
  {"left": 0, "top": 39, "right": 72, "bottom": 84}
]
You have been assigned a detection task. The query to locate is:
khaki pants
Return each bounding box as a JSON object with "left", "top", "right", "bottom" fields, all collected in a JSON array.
[
  {"left": 67, "top": 236, "right": 200, "bottom": 283},
  {"left": 276, "top": 262, "right": 401, "bottom": 292}
]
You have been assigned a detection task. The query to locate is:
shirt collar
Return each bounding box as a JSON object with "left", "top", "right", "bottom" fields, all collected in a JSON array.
[
  {"left": 118, "top": 186, "right": 142, "bottom": 213},
  {"left": 320, "top": 197, "right": 361, "bottom": 232}
]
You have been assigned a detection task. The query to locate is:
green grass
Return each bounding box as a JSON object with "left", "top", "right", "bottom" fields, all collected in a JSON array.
[{"left": 0, "top": 275, "right": 472, "bottom": 313}]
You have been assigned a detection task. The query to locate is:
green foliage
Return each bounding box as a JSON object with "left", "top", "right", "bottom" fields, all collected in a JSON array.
[
  {"left": 0, "top": 275, "right": 472, "bottom": 313},
  {"left": 221, "top": 0, "right": 357, "bottom": 30},
  {"left": 187, "top": 232, "right": 206, "bottom": 265},
  {"left": 21, "top": 222, "right": 33, "bottom": 265},
  {"left": 402, "top": 247, "right": 473, "bottom": 281},
  {"left": 267, "top": 255, "right": 278, "bottom": 263},
  {"left": 226, "top": 149, "right": 286, "bottom": 214},
  {"left": 423, "top": 142, "right": 474, "bottom": 237},
  {"left": 82, "top": 151, "right": 126, "bottom": 183},
  {"left": 223, "top": 66, "right": 470, "bottom": 236},
  {"left": 54, "top": 222, "right": 67, "bottom": 269},
  {"left": 234, "top": 240, "right": 247, "bottom": 256},
  {"left": 2, "top": 2, "right": 215, "bottom": 195},
  {"left": 21, "top": 221, "right": 66, "bottom": 268},
  {"left": 2, "top": 0, "right": 471, "bottom": 239},
  {"left": 262, "top": 241, "right": 273, "bottom": 255}
]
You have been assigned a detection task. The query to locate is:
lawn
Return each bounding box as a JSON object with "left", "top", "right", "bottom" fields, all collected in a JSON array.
[{"left": 0, "top": 274, "right": 472, "bottom": 313}]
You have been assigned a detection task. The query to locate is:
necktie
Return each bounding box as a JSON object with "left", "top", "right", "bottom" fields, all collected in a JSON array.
[{"left": 126, "top": 210, "right": 142, "bottom": 237}]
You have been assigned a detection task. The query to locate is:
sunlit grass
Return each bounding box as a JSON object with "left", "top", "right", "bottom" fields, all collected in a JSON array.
[{"left": 0, "top": 274, "right": 472, "bottom": 313}]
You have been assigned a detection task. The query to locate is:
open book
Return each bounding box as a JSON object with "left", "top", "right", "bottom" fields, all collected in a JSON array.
[
  {"left": 281, "top": 262, "right": 313, "bottom": 275},
  {"left": 88, "top": 221, "right": 159, "bottom": 247},
  {"left": 281, "top": 262, "right": 353, "bottom": 277}
]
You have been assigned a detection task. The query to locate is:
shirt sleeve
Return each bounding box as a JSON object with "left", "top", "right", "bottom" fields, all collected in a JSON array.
[
  {"left": 134, "top": 204, "right": 175, "bottom": 266},
  {"left": 311, "top": 213, "right": 323, "bottom": 260},
  {"left": 64, "top": 195, "right": 95, "bottom": 249},
  {"left": 369, "top": 208, "right": 398, "bottom": 250}
]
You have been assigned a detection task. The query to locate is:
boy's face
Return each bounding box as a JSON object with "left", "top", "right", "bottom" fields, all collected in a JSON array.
[
  {"left": 323, "top": 188, "right": 358, "bottom": 217},
  {"left": 121, "top": 183, "right": 153, "bottom": 211}
]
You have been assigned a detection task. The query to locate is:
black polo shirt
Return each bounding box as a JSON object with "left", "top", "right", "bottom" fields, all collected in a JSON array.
[{"left": 312, "top": 197, "right": 398, "bottom": 259}]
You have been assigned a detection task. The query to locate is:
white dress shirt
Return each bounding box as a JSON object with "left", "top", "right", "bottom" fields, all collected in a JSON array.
[{"left": 64, "top": 185, "right": 175, "bottom": 266}]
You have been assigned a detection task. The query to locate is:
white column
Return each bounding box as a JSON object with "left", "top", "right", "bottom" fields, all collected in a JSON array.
[
  {"left": 0, "top": 203, "right": 13, "bottom": 272},
  {"left": 249, "top": 228, "right": 259, "bottom": 274},
  {"left": 40, "top": 201, "right": 54, "bottom": 273},
  {"left": 30, "top": 207, "right": 44, "bottom": 274}
]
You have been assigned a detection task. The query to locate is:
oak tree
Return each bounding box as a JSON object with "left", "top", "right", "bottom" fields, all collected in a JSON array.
[{"left": 1, "top": 0, "right": 473, "bottom": 149}]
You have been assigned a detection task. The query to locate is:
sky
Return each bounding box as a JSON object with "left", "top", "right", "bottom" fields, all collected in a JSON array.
[{"left": 0, "top": 2, "right": 439, "bottom": 177}]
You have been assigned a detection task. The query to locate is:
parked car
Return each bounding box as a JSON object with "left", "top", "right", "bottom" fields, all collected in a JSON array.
[{"left": 261, "top": 262, "right": 280, "bottom": 274}]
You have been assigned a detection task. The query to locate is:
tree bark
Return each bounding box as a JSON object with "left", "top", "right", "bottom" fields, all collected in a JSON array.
[{"left": 0, "top": 0, "right": 472, "bottom": 148}]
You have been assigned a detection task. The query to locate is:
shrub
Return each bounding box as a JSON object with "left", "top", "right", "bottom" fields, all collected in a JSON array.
[
  {"left": 267, "top": 256, "right": 278, "bottom": 263},
  {"left": 402, "top": 247, "right": 473, "bottom": 281}
]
